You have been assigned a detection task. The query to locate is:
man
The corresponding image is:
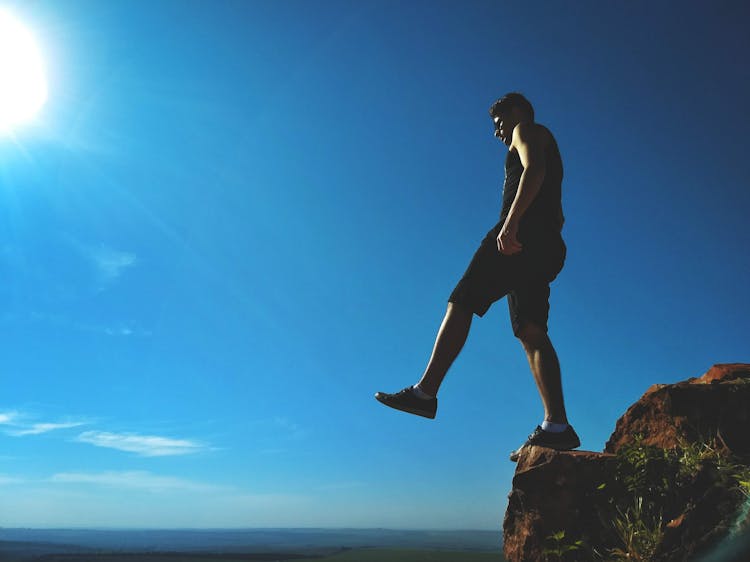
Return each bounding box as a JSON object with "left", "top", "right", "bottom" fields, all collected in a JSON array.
[{"left": 375, "top": 92, "right": 579, "bottom": 462}]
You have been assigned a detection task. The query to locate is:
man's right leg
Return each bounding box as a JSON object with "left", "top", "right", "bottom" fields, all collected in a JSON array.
[
  {"left": 415, "top": 301, "right": 472, "bottom": 397},
  {"left": 375, "top": 222, "right": 504, "bottom": 418},
  {"left": 414, "top": 222, "right": 510, "bottom": 398},
  {"left": 374, "top": 302, "right": 472, "bottom": 418}
]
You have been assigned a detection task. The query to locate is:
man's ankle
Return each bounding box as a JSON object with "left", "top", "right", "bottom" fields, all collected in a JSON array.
[
  {"left": 412, "top": 384, "right": 435, "bottom": 400},
  {"left": 541, "top": 420, "right": 569, "bottom": 433}
]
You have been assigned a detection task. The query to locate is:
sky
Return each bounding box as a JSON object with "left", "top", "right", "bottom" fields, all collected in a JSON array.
[{"left": 0, "top": 0, "right": 748, "bottom": 530}]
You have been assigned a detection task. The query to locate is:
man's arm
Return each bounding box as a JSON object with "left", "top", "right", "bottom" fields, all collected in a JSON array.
[{"left": 497, "top": 123, "right": 548, "bottom": 255}]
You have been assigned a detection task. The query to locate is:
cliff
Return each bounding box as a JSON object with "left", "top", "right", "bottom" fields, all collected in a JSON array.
[{"left": 503, "top": 364, "right": 750, "bottom": 562}]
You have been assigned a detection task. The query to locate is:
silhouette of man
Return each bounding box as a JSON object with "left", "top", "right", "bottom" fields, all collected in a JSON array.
[{"left": 375, "top": 93, "right": 579, "bottom": 462}]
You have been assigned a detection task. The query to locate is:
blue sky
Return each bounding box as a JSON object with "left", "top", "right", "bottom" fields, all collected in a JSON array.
[{"left": 0, "top": 0, "right": 748, "bottom": 529}]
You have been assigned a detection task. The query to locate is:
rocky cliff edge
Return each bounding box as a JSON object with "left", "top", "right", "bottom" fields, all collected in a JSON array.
[{"left": 503, "top": 363, "right": 750, "bottom": 562}]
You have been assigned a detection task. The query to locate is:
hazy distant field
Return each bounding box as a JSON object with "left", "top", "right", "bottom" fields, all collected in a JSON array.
[
  {"left": 27, "top": 549, "right": 506, "bottom": 561},
  {"left": 311, "top": 547, "right": 506, "bottom": 561},
  {"left": 0, "top": 529, "right": 506, "bottom": 561}
]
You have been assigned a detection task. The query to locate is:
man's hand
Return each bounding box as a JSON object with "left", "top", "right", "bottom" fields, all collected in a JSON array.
[{"left": 497, "top": 220, "right": 522, "bottom": 255}]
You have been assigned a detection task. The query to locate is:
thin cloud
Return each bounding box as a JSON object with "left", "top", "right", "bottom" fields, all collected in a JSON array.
[
  {"left": 95, "top": 324, "right": 152, "bottom": 337},
  {"left": 104, "top": 326, "right": 133, "bottom": 336},
  {"left": 90, "top": 246, "right": 136, "bottom": 282},
  {"left": 76, "top": 431, "right": 206, "bottom": 457},
  {"left": 7, "top": 421, "right": 87, "bottom": 436},
  {"left": 50, "top": 470, "right": 222, "bottom": 492},
  {"left": 0, "top": 412, "right": 87, "bottom": 436},
  {"left": 259, "top": 448, "right": 289, "bottom": 455},
  {"left": 2, "top": 312, "right": 151, "bottom": 337},
  {"left": 0, "top": 474, "right": 25, "bottom": 485},
  {"left": 315, "top": 481, "right": 367, "bottom": 491},
  {"left": 272, "top": 416, "right": 301, "bottom": 433}
]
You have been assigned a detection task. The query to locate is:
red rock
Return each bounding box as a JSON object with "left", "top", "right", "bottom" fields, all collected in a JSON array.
[
  {"left": 502, "top": 364, "right": 750, "bottom": 562},
  {"left": 502, "top": 447, "right": 617, "bottom": 562},
  {"left": 694, "top": 363, "right": 750, "bottom": 384},
  {"left": 605, "top": 364, "right": 750, "bottom": 456}
]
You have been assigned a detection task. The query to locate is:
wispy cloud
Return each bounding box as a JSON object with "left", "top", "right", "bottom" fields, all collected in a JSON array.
[
  {"left": 95, "top": 323, "right": 151, "bottom": 337},
  {"left": 259, "top": 447, "right": 289, "bottom": 455},
  {"left": 90, "top": 245, "right": 136, "bottom": 282},
  {"left": 76, "top": 431, "right": 206, "bottom": 457},
  {"left": 271, "top": 416, "right": 301, "bottom": 433},
  {"left": 0, "top": 411, "right": 87, "bottom": 436},
  {"left": 0, "top": 474, "right": 25, "bottom": 485},
  {"left": 1, "top": 312, "right": 152, "bottom": 338},
  {"left": 7, "top": 422, "right": 87, "bottom": 436},
  {"left": 2, "top": 410, "right": 211, "bottom": 457},
  {"left": 103, "top": 326, "right": 145, "bottom": 336},
  {"left": 315, "top": 481, "right": 367, "bottom": 491},
  {"left": 50, "top": 471, "right": 222, "bottom": 492}
]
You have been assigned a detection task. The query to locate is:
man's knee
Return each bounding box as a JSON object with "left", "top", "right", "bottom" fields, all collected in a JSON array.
[
  {"left": 447, "top": 301, "right": 472, "bottom": 318},
  {"left": 515, "top": 321, "right": 548, "bottom": 347}
]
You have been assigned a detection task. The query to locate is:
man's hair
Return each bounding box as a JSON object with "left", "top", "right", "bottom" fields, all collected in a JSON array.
[{"left": 489, "top": 92, "right": 535, "bottom": 121}]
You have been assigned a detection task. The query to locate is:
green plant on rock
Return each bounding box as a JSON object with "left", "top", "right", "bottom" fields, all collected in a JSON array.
[
  {"left": 612, "top": 435, "right": 680, "bottom": 522},
  {"left": 675, "top": 439, "right": 715, "bottom": 480},
  {"left": 607, "top": 496, "right": 664, "bottom": 561},
  {"left": 738, "top": 476, "right": 750, "bottom": 499},
  {"left": 616, "top": 435, "right": 661, "bottom": 489},
  {"left": 595, "top": 434, "right": 750, "bottom": 560},
  {"left": 675, "top": 437, "right": 750, "bottom": 499},
  {"left": 542, "top": 530, "right": 584, "bottom": 562}
]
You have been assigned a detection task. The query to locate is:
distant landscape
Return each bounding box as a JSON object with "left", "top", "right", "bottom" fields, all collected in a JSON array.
[{"left": 0, "top": 529, "right": 506, "bottom": 561}]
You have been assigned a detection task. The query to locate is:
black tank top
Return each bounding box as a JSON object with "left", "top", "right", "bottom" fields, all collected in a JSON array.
[{"left": 499, "top": 125, "right": 564, "bottom": 242}]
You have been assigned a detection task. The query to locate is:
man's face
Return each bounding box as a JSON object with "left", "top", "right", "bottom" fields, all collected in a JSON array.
[{"left": 492, "top": 109, "right": 516, "bottom": 146}]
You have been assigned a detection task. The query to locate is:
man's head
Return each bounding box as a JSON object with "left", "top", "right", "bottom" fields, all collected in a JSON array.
[{"left": 489, "top": 92, "right": 534, "bottom": 146}]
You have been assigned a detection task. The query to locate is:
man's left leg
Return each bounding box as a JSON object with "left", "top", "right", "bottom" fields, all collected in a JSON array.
[
  {"left": 517, "top": 322, "right": 568, "bottom": 425},
  {"left": 508, "top": 284, "right": 580, "bottom": 461}
]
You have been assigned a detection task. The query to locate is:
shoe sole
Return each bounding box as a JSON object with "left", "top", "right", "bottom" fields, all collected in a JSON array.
[
  {"left": 509, "top": 440, "right": 581, "bottom": 462},
  {"left": 374, "top": 394, "right": 436, "bottom": 419}
]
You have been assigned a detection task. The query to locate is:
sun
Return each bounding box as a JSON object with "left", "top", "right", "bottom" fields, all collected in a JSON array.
[{"left": 0, "top": 8, "right": 48, "bottom": 133}]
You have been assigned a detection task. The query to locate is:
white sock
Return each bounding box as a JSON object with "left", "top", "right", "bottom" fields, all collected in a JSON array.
[
  {"left": 541, "top": 420, "right": 568, "bottom": 433},
  {"left": 411, "top": 384, "right": 434, "bottom": 400}
]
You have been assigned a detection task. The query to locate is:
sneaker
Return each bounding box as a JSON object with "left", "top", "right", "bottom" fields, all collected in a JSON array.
[
  {"left": 509, "top": 424, "right": 580, "bottom": 462},
  {"left": 374, "top": 386, "right": 437, "bottom": 419}
]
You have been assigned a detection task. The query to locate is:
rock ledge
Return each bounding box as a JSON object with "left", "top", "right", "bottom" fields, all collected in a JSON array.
[{"left": 503, "top": 364, "right": 750, "bottom": 562}]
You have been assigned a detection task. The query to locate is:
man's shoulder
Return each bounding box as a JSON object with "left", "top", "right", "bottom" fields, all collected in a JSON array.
[{"left": 511, "top": 122, "right": 553, "bottom": 149}]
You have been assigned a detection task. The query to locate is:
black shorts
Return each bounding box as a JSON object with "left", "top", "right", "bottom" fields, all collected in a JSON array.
[{"left": 448, "top": 222, "right": 566, "bottom": 336}]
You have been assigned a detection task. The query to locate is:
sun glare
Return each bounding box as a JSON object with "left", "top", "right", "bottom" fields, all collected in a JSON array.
[{"left": 0, "top": 8, "right": 48, "bottom": 133}]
